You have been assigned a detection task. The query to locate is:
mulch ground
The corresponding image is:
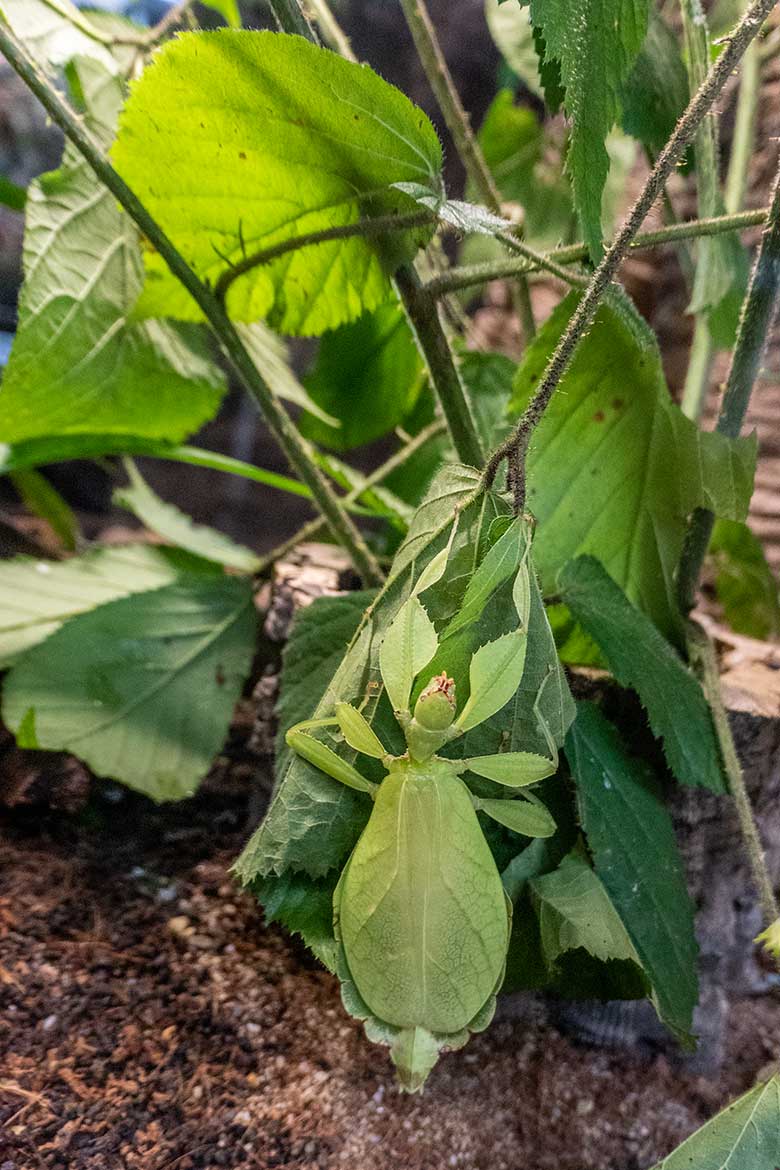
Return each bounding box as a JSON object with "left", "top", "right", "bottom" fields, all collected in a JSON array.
[{"left": 1, "top": 785, "right": 779, "bottom": 1170}]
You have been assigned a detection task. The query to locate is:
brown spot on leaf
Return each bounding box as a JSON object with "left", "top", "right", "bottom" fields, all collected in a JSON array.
[{"left": 593, "top": 410, "right": 605, "bottom": 423}]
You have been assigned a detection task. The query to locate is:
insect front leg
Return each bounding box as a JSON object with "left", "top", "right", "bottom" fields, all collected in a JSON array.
[{"left": 286, "top": 719, "right": 378, "bottom": 796}]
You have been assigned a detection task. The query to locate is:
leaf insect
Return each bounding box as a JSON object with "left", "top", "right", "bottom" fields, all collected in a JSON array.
[{"left": 285, "top": 517, "right": 559, "bottom": 1090}]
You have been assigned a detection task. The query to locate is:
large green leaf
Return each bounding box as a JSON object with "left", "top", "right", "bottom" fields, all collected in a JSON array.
[
  {"left": 510, "top": 289, "right": 756, "bottom": 638},
  {"left": 709, "top": 518, "right": 780, "bottom": 641},
  {"left": 3, "top": 576, "right": 256, "bottom": 801},
  {"left": 0, "top": 58, "right": 224, "bottom": 444},
  {"left": 115, "top": 460, "right": 262, "bottom": 573},
  {"left": 530, "top": 846, "right": 642, "bottom": 967},
  {"left": 522, "top": 0, "right": 650, "bottom": 259},
  {"left": 112, "top": 31, "right": 442, "bottom": 335},
  {"left": 300, "top": 304, "right": 424, "bottom": 450},
  {"left": 566, "top": 702, "right": 698, "bottom": 1043},
  {"left": 653, "top": 1075, "right": 780, "bottom": 1169},
  {"left": 559, "top": 555, "right": 726, "bottom": 793},
  {"left": 0, "top": 544, "right": 198, "bottom": 667}
]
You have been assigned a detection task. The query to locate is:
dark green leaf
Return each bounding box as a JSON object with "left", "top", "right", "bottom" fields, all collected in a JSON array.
[
  {"left": 3, "top": 576, "right": 256, "bottom": 801},
  {"left": 709, "top": 518, "right": 780, "bottom": 641},
  {"left": 300, "top": 305, "right": 424, "bottom": 450},
  {"left": 252, "top": 871, "right": 339, "bottom": 972},
  {"left": 112, "top": 31, "right": 442, "bottom": 335},
  {"left": 560, "top": 555, "right": 726, "bottom": 792},
  {"left": 620, "top": 13, "right": 689, "bottom": 159},
  {"left": 566, "top": 702, "right": 698, "bottom": 1042},
  {"left": 0, "top": 174, "right": 26, "bottom": 212},
  {"left": 523, "top": 0, "right": 650, "bottom": 258},
  {"left": 510, "top": 289, "right": 756, "bottom": 638}
]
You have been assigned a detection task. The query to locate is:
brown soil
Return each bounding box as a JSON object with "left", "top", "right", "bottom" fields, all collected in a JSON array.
[{"left": 2, "top": 787, "right": 779, "bottom": 1170}]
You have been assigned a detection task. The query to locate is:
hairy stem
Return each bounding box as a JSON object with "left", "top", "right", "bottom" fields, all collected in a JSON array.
[
  {"left": 679, "top": 0, "right": 719, "bottom": 423},
  {"left": 423, "top": 207, "right": 771, "bottom": 297},
  {"left": 256, "top": 419, "right": 447, "bottom": 570},
  {"left": 214, "top": 209, "right": 436, "bottom": 303},
  {"left": 687, "top": 620, "right": 779, "bottom": 931},
  {"left": 482, "top": 0, "right": 778, "bottom": 504},
  {"left": 0, "top": 18, "right": 385, "bottom": 586},
  {"left": 678, "top": 153, "right": 780, "bottom": 614},
  {"left": 397, "top": 0, "right": 535, "bottom": 339},
  {"left": 266, "top": 0, "right": 319, "bottom": 41},
  {"left": 395, "top": 266, "right": 485, "bottom": 467}
]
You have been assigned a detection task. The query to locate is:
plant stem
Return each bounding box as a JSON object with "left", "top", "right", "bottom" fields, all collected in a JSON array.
[
  {"left": 256, "top": 419, "right": 447, "bottom": 570},
  {"left": 303, "top": 0, "right": 355, "bottom": 58},
  {"left": 687, "top": 620, "right": 779, "bottom": 930},
  {"left": 214, "top": 210, "right": 436, "bottom": 303},
  {"left": 496, "top": 233, "right": 589, "bottom": 288},
  {"left": 482, "top": 0, "right": 778, "bottom": 505},
  {"left": 680, "top": 0, "right": 719, "bottom": 424},
  {"left": 678, "top": 153, "right": 780, "bottom": 614},
  {"left": 395, "top": 267, "right": 485, "bottom": 467},
  {"left": 423, "top": 208, "right": 771, "bottom": 297},
  {"left": 266, "top": 0, "right": 319, "bottom": 41},
  {"left": 681, "top": 318, "right": 715, "bottom": 419},
  {"left": 725, "top": 40, "right": 760, "bottom": 216},
  {"left": 397, "top": 0, "right": 536, "bottom": 339},
  {"left": 0, "top": 18, "right": 385, "bottom": 587}
]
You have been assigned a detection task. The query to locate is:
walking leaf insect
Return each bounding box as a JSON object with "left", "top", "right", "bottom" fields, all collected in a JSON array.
[{"left": 285, "top": 518, "right": 560, "bottom": 1090}]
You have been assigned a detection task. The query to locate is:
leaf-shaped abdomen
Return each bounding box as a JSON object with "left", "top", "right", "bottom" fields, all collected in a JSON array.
[{"left": 337, "top": 762, "right": 508, "bottom": 1035}]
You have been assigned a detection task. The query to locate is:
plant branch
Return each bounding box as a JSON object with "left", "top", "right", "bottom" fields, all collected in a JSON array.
[
  {"left": 0, "top": 17, "right": 385, "bottom": 586},
  {"left": 256, "top": 419, "right": 447, "bottom": 570},
  {"left": 214, "top": 210, "right": 436, "bottom": 303},
  {"left": 423, "top": 207, "right": 771, "bottom": 297},
  {"left": 687, "top": 620, "right": 779, "bottom": 930},
  {"left": 266, "top": 0, "right": 320, "bottom": 41},
  {"left": 482, "top": 0, "right": 778, "bottom": 506},
  {"left": 303, "top": 0, "right": 355, "bottom": 58},
  {"left": 677, "top": 152, "right": 780, "bottom": 614},
  {"left": 395, "top": 266, "right": 485, "bottom": 467},
  {"left": 396, "top": 0, "right": 535, "bottom": 339},
  {"left": 496, "top": 232, "right": 589, "bottom": 288}
]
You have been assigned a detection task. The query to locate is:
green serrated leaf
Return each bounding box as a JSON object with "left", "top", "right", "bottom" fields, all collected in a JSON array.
[
  {"left": 112, "top": 31, "right": 442, "bottom": 336},
  {"left": 709, "top": 518, "right": 780, "bottom": 641},
  {"left": 566, "top": 702, "right": 698, "bottom": 1042},
  {"left": 620, "top": 12, "right": 689, "bottom": 159},
  {"left": 523, "top": 0, "right": 650, "bottom": 259},
  {"left": 530, "top": 846, "right": 643, "bottom": 967},
  {"left": 3, "top": 576, "right": 256, "bottom": 801},
  {"left": 300, "top": 304, "right": 424, "bottom": 450},
  {"left": 0, "top": 58, "right": 224, "bottom": 444},
  {"left": 0, "top": 544, "right": 202, "bottom": 667},
  {"left": 560, "top": 555, "right": 726, "bottom": 793},
  {"left": 115, "top": 459, "right": 261, "bottom": 573},
  {"left": 653, "top": 1075, "right": 780, "bottom": 1169},
  {"left": 510, "top": 288, "right": 756, "bottom": 638},
  {"left": 252, "top": 870, "right": 339, "bottom": 971}
]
